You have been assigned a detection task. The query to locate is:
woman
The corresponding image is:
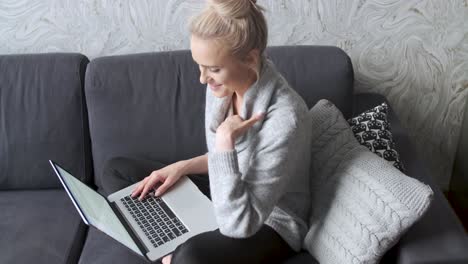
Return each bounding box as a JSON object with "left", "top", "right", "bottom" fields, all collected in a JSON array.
[{"left": 129, "top": 0, "right": 312, "bottom": 263}]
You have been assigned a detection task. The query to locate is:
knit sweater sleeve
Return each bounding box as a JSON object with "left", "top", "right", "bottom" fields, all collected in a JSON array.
[{"left": 207, "top": 112, "right": 303, "bottom": 238}]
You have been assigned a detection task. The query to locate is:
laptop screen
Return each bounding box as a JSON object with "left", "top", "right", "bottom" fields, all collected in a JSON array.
[{"left": 51, "top": 161, "right": 143, "bottom": 256}]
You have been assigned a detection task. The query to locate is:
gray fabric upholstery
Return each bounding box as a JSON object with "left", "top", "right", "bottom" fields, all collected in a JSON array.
[
  {"left": 268, "top": 45, "right": 354, "bottom": 118},
  {"left": 283, "top": 251, "right": 319, "bottom": 264},
  {"left": 85, "top": 46, "right": 354, "bottom": 192},
  {"left": 0, "top": 53, "right": 92, "bottom": 189},
  {"left": 78, "top": 228, "right": 153, "bottom": 264},
  {"left": 0, "top": 53, "right": 91, "bottom": 263},
  {"left": 353, "top": 93, "right": 468, "bottom": 264},
  {"left": 84, "top": 50, "right": 207, "bottom": 192},
  {"left": 83, "top": 45, "right": 354, "bottom": 263},
  {"left": 83, "top": 47, "right": 467, "bottom": 263},
  {"left": 2, "top": 48, "right": 465, "bottom": 264},
  {"left": 0, "top": 189, "right": 87, "bottom": 263}
]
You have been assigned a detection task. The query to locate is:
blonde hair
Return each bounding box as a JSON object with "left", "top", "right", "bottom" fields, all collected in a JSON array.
[{"left": 189, "top": 0, "right": 268, "bottom": 75}]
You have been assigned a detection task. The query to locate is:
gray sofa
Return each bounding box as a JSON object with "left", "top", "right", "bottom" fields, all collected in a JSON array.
[{"left": 1, "top": 46, "right": 467, "bottom": 264}]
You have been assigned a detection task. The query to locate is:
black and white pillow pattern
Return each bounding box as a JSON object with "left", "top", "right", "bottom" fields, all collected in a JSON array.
[{"left": 347, "top": 102, "right": 405, "bottom": 172}]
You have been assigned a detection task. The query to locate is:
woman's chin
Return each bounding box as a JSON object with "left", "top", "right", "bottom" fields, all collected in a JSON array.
[
  {"left": 210, "top": 88, "right": 230, "bottom": 98},
  {"left": 211, "top": 91, "right": 229, "bottom": 98}
]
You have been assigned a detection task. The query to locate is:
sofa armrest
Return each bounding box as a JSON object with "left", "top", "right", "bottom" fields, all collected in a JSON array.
[{"left": 353, "top": 93, "right": 468, "bottom": 264}]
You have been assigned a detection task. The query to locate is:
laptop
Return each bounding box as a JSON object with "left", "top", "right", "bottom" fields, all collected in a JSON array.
[{"left": 49, "top": 160, "right": 218, "bottom": 262}]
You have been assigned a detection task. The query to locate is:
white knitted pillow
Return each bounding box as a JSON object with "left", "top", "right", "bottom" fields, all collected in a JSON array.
[{"left": 303, "top": 99, "right": 434, "bottom": 264}]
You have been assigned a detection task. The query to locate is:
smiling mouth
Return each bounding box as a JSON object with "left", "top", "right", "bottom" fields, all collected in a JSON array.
[{"left": 209, "top": 84, "right": 222, "bottom": 90}]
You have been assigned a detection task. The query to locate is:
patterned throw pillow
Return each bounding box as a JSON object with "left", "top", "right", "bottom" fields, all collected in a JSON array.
[{"left": 347, "top": 102, "right": 405, "bottom": 172}]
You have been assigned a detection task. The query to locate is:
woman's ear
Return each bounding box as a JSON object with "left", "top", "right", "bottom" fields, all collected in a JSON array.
[{"left": 244, "top": 49, "right": 260, "bottom": 69}]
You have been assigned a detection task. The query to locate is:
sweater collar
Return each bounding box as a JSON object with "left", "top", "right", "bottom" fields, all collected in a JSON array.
[{"left": 207, "top": 58, "right": 279, "bottom": 148}]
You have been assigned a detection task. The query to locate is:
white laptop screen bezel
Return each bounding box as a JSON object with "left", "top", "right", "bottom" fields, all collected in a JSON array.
[
  {"left": 49, "top": 159, "right": 145, "bottom": 257},
  {"left": 49, "top": 160, "right": 91, "bottom": 225}
]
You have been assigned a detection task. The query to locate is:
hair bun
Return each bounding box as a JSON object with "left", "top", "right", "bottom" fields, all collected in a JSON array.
[{"left": 208, "top": 0, "right": 260, "bottom": 20}]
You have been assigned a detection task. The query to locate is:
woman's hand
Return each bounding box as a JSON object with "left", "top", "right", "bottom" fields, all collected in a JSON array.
[
  {"left": 162, "top": 254, "right": 172, "bottom": 264},
  {"left": 215, "top": 112, "right": 265, "bottom": 151},
  {"left": 131, "top": 161, "right": 185, "bottom": 201}
]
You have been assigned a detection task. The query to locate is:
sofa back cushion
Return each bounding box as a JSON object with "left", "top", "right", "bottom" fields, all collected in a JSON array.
[
  {"left": 85, "top": 46, "right": 354, "bottom": 190},
  {"left": 0, "top": 53, "right": 92, "bottom": 189},
  {"left": 85, "top": 50, "right": 206, "bottom": 190},
  {"left": 268, "top": 45, "right": 354, "bottom": 117}
]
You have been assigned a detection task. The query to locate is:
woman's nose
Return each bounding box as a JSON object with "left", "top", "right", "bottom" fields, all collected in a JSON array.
[{"left": 199, "top": 68, "right": 208, "bottom": 84}]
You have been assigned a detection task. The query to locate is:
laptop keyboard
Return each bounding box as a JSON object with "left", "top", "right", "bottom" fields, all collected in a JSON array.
[{"left": 121, "top": 193, "right": 189, "bottom": 248}]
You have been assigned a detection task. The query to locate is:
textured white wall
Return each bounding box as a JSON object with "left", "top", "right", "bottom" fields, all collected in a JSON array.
[{"left": 1, "top": 0, "right": 467, "bottom": 190}]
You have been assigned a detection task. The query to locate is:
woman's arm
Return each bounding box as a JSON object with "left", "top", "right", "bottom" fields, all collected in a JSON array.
[
  {"left": 179, "top": 153, "right": 208, "bottom": 175},
  {"left": 132, "top": 153, "right": 208, "bottom": 199},
  {"left": 208, "top": 112, "right": 309, "bottom": 238}
]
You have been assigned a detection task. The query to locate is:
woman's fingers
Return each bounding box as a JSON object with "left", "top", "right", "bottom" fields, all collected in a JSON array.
[
  {"left": 138, "top": 174, "right": 162, "bottom": 201},
  {"left": 162, "top": 254, "right": 172, "bottom": 264},
  {"left": 240, "top": 112, "right": 265, "bottom": 132},
  {"left": 131, "top": 177, "right": 149, "bottom": 197},
  {"left": 155, "top": 177, "right": 175, "bottom": 197}
]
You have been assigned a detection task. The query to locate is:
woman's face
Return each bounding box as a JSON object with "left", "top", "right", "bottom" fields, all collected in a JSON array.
[{"left": 190, "top": 35, "right": 256, "bottom": 98}]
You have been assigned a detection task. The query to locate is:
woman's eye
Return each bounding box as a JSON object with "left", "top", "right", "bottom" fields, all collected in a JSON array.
[{"left": 210, "top": 68, "right": 220, "bottom": 73}]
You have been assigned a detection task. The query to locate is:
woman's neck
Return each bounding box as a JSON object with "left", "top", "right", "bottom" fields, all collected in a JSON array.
[
  {"left": 232, "top": 58, "right": 265, "bottom": 115},
  {"left": 232, "top": 92, "right": 241, "bottom": 115}
]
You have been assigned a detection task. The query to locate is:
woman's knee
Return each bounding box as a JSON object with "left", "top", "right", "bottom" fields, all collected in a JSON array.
[
  {"left": 171, "top": 234, "right": 213, "bottom": 264},
  {"left": 104, "top": 156, "right": 127, "bottom": 168},
  {"left": 102, "top": 156, "right": 139, "bottom": 183},
  {"left": 101, "top": 157, "right": 135, "bottom": 194},
  {"left": 103, "top": 156, "right": 134, "bottom": 174},
  {"left": 102, "top": 156, "right": 162, "bottom": 180}
]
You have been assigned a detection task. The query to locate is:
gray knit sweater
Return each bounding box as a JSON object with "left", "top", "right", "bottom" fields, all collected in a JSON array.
[{"left": 205, "top": 59, "right": 312, "bottom": 251}]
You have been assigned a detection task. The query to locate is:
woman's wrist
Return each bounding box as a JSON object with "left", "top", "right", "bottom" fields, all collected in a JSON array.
[
  {"left": 176, "top": 159, "right": 191, "bottom": 175},
  {"left": 215, "top": 133, "right": 235, "bottom": 152},
  {"left": 178, "top": 153, "right": 209, "bottom": 175}
]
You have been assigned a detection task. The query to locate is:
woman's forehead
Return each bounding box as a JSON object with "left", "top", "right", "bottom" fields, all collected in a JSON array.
[{"left": 190, "top": 36, "right": 231, "bottom": 66}]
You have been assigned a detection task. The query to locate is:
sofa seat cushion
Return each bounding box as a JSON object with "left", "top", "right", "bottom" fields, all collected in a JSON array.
[
  {"left": 0, "top": 189, "right": 87, "bottom": 263},
  {"left": 79, "top": 227, "right": 321, "bottom": 264},
  {"left": 282, "top": 251, "right": 319, "bottom": 263},
  {"left": 78, "top": 227, "right": 150, "bottom": 264}
]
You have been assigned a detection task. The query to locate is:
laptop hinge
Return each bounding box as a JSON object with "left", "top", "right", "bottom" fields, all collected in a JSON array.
[{"left": 109, "top": 201, "right": 150, "bottom": 260}]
